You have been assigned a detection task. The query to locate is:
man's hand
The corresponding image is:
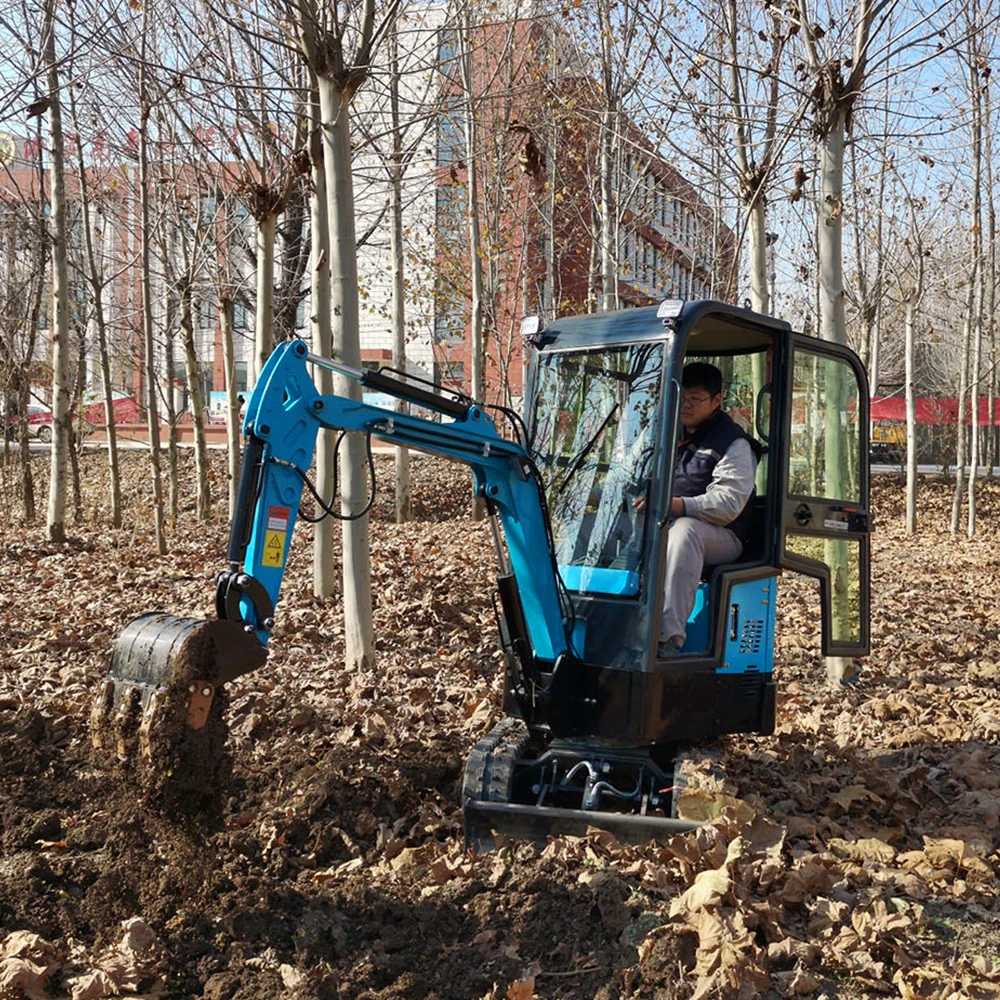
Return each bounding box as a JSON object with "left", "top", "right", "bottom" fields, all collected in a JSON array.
[{"left": 633, "top": 496, "right": 685, "bottom": 516}]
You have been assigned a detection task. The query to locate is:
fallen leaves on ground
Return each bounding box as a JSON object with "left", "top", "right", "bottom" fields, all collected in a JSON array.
[{"left": 1, "top": 456, "right": 1000, "bottom": 999}]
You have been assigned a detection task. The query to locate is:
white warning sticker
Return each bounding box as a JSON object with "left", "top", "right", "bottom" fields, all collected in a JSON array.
[{"left": 267, "top": 506, "right": 290, "bottom": 531}]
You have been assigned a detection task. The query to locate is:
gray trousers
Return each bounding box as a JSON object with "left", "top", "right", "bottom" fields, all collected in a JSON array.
[{"left": 660, "top": 516, "right": 743, "bottom": 646}]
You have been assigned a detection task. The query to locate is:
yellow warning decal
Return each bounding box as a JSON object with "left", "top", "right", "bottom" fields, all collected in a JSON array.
[{"left": 262, "top": 530, "right": 287, "bottom": 567}]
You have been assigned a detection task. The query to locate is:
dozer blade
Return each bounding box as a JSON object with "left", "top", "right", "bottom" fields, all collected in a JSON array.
[{"left": 91, "top": 613, "right": 267, "bottom": 790}]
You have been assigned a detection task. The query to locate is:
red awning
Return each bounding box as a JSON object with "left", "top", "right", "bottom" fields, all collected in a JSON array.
[{"left": 870, "top": 396, "right": 1000, "bottom": 426}]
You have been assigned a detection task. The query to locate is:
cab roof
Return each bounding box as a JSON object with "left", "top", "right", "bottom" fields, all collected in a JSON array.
[{"left": 537, "top": 300, "right": 793, "bottom": 355}]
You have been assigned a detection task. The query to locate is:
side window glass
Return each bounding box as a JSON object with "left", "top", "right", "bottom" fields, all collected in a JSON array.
[{"left": 788, "top": 352, "right": 861, "bottom": 501}]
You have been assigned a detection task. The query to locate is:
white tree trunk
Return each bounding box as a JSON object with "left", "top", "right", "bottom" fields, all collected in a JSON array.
[
  {"left": 389, "top": 159, "right": 411, "bottom": 523},
  {"left": 951, "top": 290, "right": 974, "bottom": 533},
  {"left": 137, "top": 4, "right": 166, "bottom": 554},
  {"left": 747, "top": 198, "right": 768, "bottom": 314},
  {"left": 599, "top": 106, "right": 616, "bottom": 313},
  {"left": 255, "top": 213, "right": 277, "bottom": 380},
  {"left": 316, "top": 76, "right": 374, "bottom": 671},
  {"left": 966, "top": 37, "right": 984, "bottom": 537},
  {"left": 904, "top": 295, "right": 918, "bottom": 534},
  {"left": 387, "top": 29, "right": 411, "bottom": 524},
  {"left": 71, "top": 75, "right": 122, "bottom": 529},
  {"left": 42, "top": 0, "right": 71, "bottom": 544},
  {"left": 310, "top": 82, "right": 337, "bottom": 598},
  {"left": 817, "top": 122, "right": 847, "bottom": 348},
  {"left": 968, "top": 290, "right": 982, "bottom": 537},
  {"left": 747, "top": 198, "right": 769, "bottom": 490},
  {"left": 460, "top": 15, "right": 485, "bottom": 521},
  {"left": 816, "top": 112, "right": 853, "bottom": 686},
  {"left": 179, "top": 285, "right": 210, "bottom": 520},
  {"left": 219, "top": 296, "right": 241, "bottom": 519}
]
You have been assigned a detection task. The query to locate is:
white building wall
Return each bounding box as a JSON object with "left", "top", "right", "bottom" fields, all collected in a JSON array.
[{"left": 351, "top": 5, "right": 451, "bottom": 381}]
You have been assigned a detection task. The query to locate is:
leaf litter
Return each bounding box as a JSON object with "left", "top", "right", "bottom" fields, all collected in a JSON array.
[{"left": 1, "top": 457, "right": 1000, "bottom": 998}]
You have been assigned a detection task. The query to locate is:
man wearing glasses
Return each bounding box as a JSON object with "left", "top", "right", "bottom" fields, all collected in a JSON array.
[{"left": 658, "top": 362, "right": 762, "bottom": 655}]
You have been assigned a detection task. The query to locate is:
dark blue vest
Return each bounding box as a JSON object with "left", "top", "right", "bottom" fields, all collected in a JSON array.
[{"left": 673, "top": 410, "right": 762, "bottom": 542}]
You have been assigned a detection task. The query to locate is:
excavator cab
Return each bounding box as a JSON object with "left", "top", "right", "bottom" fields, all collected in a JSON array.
[
  {"left": 93, "top": 299, "right": 870, "bottom": 843},
  {"left": 465, "top": 300, "right": 871, "bottom": 843}
]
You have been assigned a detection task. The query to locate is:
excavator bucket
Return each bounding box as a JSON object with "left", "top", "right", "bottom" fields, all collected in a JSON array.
[{"left": 91, "top": 613, "right": 267, "bottom": 794}]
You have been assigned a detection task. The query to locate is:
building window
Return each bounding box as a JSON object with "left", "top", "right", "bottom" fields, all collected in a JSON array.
[
  {"left": 434, "top": 278, "right": 466, "bottom": 344},
  {"left": 198, "top": 294, "right": 214, "bottom": 330},
  {"left": 437, "top": 96, "right": 466, "bottom": 166},
  {"left": 233, "top": 300, "right": 248, "bottom": 329},
  {"left": 439, "top": 359, "right": 465, "bottom": 387},
  {"left": 438, "top": 28, "right": 460, "bottom": 78}
]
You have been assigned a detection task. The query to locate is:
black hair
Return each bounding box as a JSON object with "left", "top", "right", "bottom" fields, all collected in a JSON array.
[{"left": 681, "top": 362, "right": 723, "bottom": 397}]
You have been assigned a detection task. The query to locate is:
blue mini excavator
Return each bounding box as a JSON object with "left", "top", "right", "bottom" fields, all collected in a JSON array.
[{"left": 93, "top": 300, "right": 872, "bottom": 844}]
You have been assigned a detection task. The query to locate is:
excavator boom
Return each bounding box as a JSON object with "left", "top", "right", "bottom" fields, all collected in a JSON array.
[{"left": 93, "top": 340, "right": 571, "bottom": 793}]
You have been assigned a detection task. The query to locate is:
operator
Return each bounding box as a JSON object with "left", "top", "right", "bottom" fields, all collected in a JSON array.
[{"left": 657, "top": 362, "right": 761, "bottom": 654}]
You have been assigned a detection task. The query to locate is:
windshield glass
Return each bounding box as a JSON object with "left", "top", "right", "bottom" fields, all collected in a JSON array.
[{"left": 530, "top": 344, "right": 664, "bottom": 595}]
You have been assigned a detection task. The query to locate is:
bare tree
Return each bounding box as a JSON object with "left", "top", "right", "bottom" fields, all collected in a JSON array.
[
  {"left": 290, "top": 0, "right": 400, "bottom": 670},
  {"left": 136, "top": 3, "right": 167, "bottom": 554},
  {"left": 40, "top": 0, "right": 72, "bottom": 543}
]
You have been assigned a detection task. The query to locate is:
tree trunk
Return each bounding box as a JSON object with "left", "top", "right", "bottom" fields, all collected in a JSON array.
[
  {"left": 747, "top": 197, "right": 768, "bottom": 491},
  {"left": 967, "top": 287, "right": 982, "bottom": 537},
  {"left": 966, "top": 37, "right": 984, "bottom": 537},
  {"left": 255, "top": 213, "right": 277, "bottom": 380},
  {"left": 16, "top": 144, "right": 46, "bottom": 522},
  {"left": 598, "top": 106, "right": 617, "bottom": 313},
  {"left": 42, "top": 0, "right": 72, "bottom": 544},
  {"left": 70, "top": 88, "right": 122, "bottom": 527},
  {"left": 179, "top": 284, "right": 210, "bottom": 520},
  {"left": 597, "top": 0, "right": 618, "bottom": 314},
  {"left": 817, "top": 120, "right": 847, "bottom": 348},
  {"left": 389, "top": 165, "right": 411, "bottom": 523},
  {"left": 815, "top": 108, "right": 852, "bottom": 685},
  {"left": 309, "top": 80, "right": 337, "bottom": 599},
  {"left": 460, "top": 14, "right": 485, "bottom": 521},
  {"left": 138, "top": 3, "right": 166, "bottom": 555},
  {"left": 163, "top": 303, "right": 179, "bottom": 525},
  {"left": 316, "top": 76, "right": 374, "bottom": 671},
  {"left": 950, "top": 292, "right": 973, "bottom": 534},
  {"left": 219, "top": 295, "right": 241, "bottom": 519},
  {"left": 904, "top": 294, "right": 918, "bottom": 534},
  {"left": 388, "top": 30, "right": 411, "bottom": 525}
]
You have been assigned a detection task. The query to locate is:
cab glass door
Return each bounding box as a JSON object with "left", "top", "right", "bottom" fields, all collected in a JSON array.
[{"left": 781, "top": 340, "right": 871, "bottom": 656}]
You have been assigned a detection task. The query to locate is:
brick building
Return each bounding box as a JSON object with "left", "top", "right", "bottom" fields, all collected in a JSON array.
[{"left": 1, "top": 10, "right": 733, "bottom": 416}]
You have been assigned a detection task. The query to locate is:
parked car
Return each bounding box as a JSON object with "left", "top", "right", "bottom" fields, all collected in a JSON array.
[
  {"left": 5, "top": 403, "right": 53, "bottom": 443},
  {"left": 80, "top": 391, "right": 141, "bottom": 426},
  {"left": 6, "top": 392, "right": 139, "bottom": 444}
]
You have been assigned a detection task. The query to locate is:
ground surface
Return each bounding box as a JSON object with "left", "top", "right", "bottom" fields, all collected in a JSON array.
[{"left": 1, "top": 453, "right": 999, "bottom": 1000}]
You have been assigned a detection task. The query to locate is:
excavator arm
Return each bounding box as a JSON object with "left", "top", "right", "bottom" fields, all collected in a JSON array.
[
  {"left": 93, "top": 340, "right": 571, "bottom": 782},
  {"left": 218, "top": 339, "right": 569, "bottom": 664}
]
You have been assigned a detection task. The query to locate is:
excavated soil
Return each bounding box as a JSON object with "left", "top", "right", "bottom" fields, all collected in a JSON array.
[{"left": 1, "top": 452, "right": 1000, "bottom": 999}]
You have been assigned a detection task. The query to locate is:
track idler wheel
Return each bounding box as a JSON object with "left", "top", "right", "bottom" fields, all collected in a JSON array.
[{"left": 91, "top": 613, "right": 267, "bottom": 803}]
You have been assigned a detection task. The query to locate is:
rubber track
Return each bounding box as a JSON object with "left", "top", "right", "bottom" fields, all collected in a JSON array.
[{"left": 463, "top": 717, "right": 530, "bottom": 804}]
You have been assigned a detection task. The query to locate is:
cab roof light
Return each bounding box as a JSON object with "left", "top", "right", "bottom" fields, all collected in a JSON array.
[
  {"left": 521, "top": 315, "right": 544, "bottom": 345},
  {"left": 657, "top": 299, "right": 685, "bottom": 321}
]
